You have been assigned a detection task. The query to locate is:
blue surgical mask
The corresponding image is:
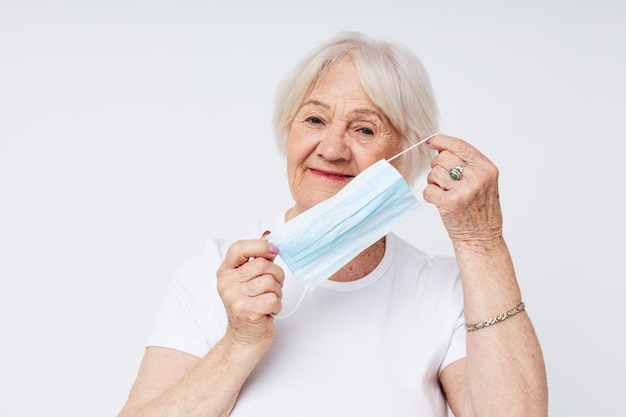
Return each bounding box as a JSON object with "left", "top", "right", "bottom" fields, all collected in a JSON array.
[{"left": 267, "top": 136, "right": 433, "bottom": 299}]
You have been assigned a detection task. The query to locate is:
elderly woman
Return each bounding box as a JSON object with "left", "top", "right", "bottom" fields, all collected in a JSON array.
[{"left": 117, "top": 32, "right": 548, "bottom": 417}]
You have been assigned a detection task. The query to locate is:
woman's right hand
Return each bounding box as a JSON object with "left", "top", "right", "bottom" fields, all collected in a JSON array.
[{"left": 216, "top": 237, "right": 284, "bottom": 350}]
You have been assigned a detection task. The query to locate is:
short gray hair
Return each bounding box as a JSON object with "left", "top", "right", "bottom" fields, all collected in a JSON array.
[{"left": 272, "top": 31, "right": 439, "bottom": 184}]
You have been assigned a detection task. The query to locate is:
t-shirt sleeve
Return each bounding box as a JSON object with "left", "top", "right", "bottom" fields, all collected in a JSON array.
[
  {"left": 439, "top": 310, "right": 467, "bottom": 372},
  {"left": 433, "top": 255, "right": 467, "bottom": 374},
  {"left": 146, "top": 239, "right": 229, "bottom": 359}
]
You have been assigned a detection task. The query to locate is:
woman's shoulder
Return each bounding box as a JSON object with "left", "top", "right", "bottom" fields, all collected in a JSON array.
[{"left": 388, "top": 233, "right": 461, "bottom": 296}]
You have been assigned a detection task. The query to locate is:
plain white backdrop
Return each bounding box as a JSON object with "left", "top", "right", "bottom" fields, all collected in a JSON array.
[{"left": 1, "top": 1, "right": 624, "bottom": 416}]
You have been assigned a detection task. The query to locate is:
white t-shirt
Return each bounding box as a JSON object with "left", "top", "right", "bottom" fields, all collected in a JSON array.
[{"left": 147, "top": 213, "right": 466, "bottom": 417}]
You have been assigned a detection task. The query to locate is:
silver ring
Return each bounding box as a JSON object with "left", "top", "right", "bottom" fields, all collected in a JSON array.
[{"left": 449, "top": 163, "right": 465, "bottom": 181}]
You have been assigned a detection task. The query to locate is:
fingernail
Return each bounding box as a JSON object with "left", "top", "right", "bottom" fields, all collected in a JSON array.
[
  {"left": 269, "top": 244, "right": 279, "bottom": 254},
  {"left": 261, "top": 230, "right": 271, "bottom": 238},
  {"left": 425, "top": 134, "right": 435, "bottom": 144}
]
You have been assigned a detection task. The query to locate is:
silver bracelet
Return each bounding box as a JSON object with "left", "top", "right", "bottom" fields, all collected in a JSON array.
[{"left": 465, "top": 302, "right": 526, "bottom": 332}]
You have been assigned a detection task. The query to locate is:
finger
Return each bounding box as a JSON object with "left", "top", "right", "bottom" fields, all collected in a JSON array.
[
  {"left": 423, "top": 181, "right": 447, "bottom": 206},
  {"left": 243, "top": 273, "right": 284, "bottom": 299},
  {"left": 431, "top": 149, "right": 465, "bottom": 171},
  {"left": 251, "top": 292, "right": 283, "bottom": 316},
  {"left": 426, "top": 134, "right": 472, "bottom": 158},
  {"left": 238, "top": 257, "right": 285, "bottom": 287},
  {"left": 426, "top": 164, "right": 455, "bottom": 191},
  {"left": 228, "top": 292, "right": 282, "bottom": 320},
  {"left": 426, "top": 134, "right": 489, "bottom": 166},
  {"left": 219, "top": 275, "right": 283, "bottom": 320},
  {"left": 219, "top": 239, "right": 279, "bottom": 272}
]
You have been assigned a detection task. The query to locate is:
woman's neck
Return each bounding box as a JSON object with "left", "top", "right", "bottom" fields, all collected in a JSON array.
[{"left": 329, "top": 237, "right": 386, "bottom": 282}]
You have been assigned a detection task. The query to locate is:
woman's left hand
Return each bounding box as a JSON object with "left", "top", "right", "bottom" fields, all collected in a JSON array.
[{"left": 423, "top": 134, "right": 504, "bottom": 246}]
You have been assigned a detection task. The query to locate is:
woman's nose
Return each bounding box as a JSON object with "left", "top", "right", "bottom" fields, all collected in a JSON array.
[{"left": 316, "top": 125, "right": 351, "bottom": 161}]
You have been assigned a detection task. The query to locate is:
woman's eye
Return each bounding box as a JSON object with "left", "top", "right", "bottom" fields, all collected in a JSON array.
[
  {"left": 350, "top": 125, "right": 378, "bottom": 144},
  {"left": 306, "top": 116, "right": 323, "bottom": 125}
]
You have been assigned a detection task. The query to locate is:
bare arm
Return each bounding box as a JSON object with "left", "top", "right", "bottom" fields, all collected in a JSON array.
[
  {"left": 424, "top": 135, "right": 548, "bottom": 417},
  {"left": 439, "top": 241, "right": 547, "bottom": 417},
  {"left": 117, "top": 238, "right": 284, "bottom": 417},
  {"left": 117, "top": 341, "right": 268, "bottom": 417}
]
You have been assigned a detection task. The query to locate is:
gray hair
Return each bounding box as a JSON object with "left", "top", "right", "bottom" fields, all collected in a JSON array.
[{"left": 272, "top": 31, "right": 439, "bottom": 184}]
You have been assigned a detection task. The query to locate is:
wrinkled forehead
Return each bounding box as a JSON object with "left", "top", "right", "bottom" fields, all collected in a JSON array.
[{"left": 300, "top": 58, "right": 392, "bottom": 122}]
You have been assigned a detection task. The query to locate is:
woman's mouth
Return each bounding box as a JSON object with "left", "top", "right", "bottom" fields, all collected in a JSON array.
[{"left": 310, "top": 168, "right": 355, "bottom": 180}]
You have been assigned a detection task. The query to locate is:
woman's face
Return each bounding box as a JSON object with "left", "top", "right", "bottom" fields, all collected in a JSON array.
[{"left": 285, "top": 59, "right": 402, "bottom": 220}]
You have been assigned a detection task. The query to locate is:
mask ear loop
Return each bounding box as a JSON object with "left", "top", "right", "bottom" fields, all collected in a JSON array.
[
  {"left": 387, "top": 133, "right": 437, "bottom": 162},
  {"left": 271, "top": 282, "right": 311, "bottom": 319}
]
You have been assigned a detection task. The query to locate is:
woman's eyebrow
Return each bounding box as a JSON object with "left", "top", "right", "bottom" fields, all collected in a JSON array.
[
  {"left": 302, "top": 100, "right": 381, "bottom": 116},
  {"left": 300, "top": 100, "right": 385, "bottom": 123},
  {"left": 300, "top": 99, "right": 330, "bottom": 110},
  {"left": 348, "top": 108, "right": 383, "bottom": 120}
]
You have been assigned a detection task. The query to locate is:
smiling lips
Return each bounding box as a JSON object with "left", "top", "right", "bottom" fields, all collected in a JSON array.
[{"left": 310, "top": 167, "right": 355, "bottom": 180}]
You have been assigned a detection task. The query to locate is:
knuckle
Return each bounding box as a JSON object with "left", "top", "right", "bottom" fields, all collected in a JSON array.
[
  {"left": 456, "top": 140, "right": 471, "bottom": 155},
  {"left": 229, "top": 240, "right": 246, "bottom": 252},
  {"left": 254, "top": 275, "right": 277, "bottom": 294},
  {"left": 248, "top": 257, "right": 270, "bottom": 274},
  {"left": 487, "top": 164, "right": 499, "bottom": 179},
  {"left": 230, "top": 298, "right": 249, "bottom": 315}
]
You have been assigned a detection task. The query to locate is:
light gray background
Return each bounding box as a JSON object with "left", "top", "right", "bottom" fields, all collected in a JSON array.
[{"left": 1, "top": 1, "right": 624, "bottom": 416}]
